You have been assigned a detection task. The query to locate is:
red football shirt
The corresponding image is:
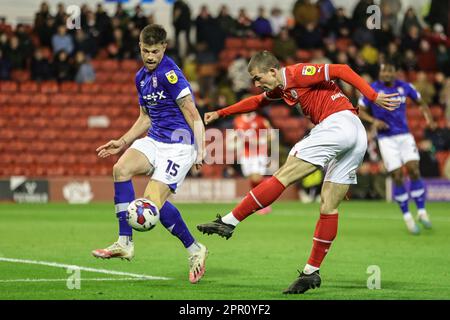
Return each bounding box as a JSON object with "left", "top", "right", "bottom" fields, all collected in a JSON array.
[
  {"left": 233, "top": 113, "right": 270, "bottom": 157},
  {"left": 218, "top": 63, "right": 378, "bottom": 125}
]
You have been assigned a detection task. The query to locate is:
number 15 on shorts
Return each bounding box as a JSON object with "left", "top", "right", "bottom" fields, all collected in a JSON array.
[{"left": 166, "top": 160, "right": 180, "bottom": 177}]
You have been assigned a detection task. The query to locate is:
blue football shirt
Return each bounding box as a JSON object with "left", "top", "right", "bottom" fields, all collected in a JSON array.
[
  {"left": 358, "top": 80, "right": 421, "bottom": 138},
  {"left": 135, "top": 55, "right": 194, "bottom": 144}
]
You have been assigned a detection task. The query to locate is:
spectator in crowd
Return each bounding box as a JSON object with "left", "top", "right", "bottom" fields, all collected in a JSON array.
[
  {"left": 94, "top": 3, "right": 112, "bottom": 48},
  {"left": 385, "top": 42, "right": 403, "bottom": 68},
  {"left": 251, "top": 6, "right": 272, "bottom": 38},
  {"left": 195, "top": 5, "right": 223, "bottom": 56},
  {"left": 216, "top": 5, "right": 237, "bottom": 37},
  {"left": 425, "top": 0, "right": 449, "bottom": 33},
  {"left": 30, "top": 47, "right": 53, "bottom": 81},
  {"left": 310, "top": 49, "right": 331, "bottom": 65},
  {"left": 52, "top": 25, "right": 74, "bottom": 56},
  {"left": 107, "top": 27, "right": 126, "bottom": 60},
  {"left": 269, "top": 7, "right": 287, "bottom": 37},
  {"left": 37, "top": 16, "right": 55, "bottom": 48},
  {"left": 54, "top": 2, "right": 67, "bottom": 27},
  {"left": 326, "top": 7, "right": 351, "bottom": 38},
  {"left": 273, "top": 27, "right": 297, "bottom": 62},
  {"left": 351, "top": 0, "right": 375, "bottom": 30},
  {"left": 401, "top": 25, "right": 421, "bottom": 52},
  {"left": 132, "top": 5, "right": 148, "bottom": 30},
  {"left": 74, "top": 51, "right": 95, "bottom": 84},
  {"left": 417, "top": 139, "right": 441, "bottom": 177},
  {"left": 293, "top": 22, "right": 323, "bottom": 49},
  {"left": 413, "top": 71, "right": 436, "bottom": 106},
  {"left": 53, "top": 49, "right": 73, "bottom": 82},
  {"left": 114, "top": 2, "right": 129, "bottom": 27},
  {"left": 401, "top": 7, "right": 422, "bottom": 36},
  {"left": 380, "top": 0, "right": 401, "bottom": 35},
  {"left": 34, "top": 1, "right": 51, "bottom": 31},
  {"left": 236, "top": 8, "right": 253, "bottom": 37},
  {"left": 0, "top": 49, "right": 11, "bottom": 80},
  {"left": 292, "top": 0, "right": 320, "bottom": 28},
  {"left": 74, "top": 29, "right": 97, "bottom": 59},
  {"left": 172, "top": 0, "right": 192, "bottom": 54},
  {"left": 374, "top": 21, "right": 395, "bottom": 50},
  {"left": 417, "top": 40, "right": 437, "bottom": 71},
  {"left": 317, "top": 0, "right": 335, "bottom": 28},
  {"left": 5, "top": 36, "right": 27, "bottom": 70},
  {"left": 227, "top": 54, "right": 252, "bottom": 100},
  {"left": 195, "top": 41, "right": 217, "bottom": 98}
]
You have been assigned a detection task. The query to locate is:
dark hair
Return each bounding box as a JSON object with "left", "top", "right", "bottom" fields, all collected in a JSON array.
[
  {"left": 380, "top": 59, "right": 397, "bottom": 70},
  {"left": 140, "top": 24, "right": 167, "bottom": 45},
  {"left": 248, "top": 51, "right": 280, "bottom": 73}
]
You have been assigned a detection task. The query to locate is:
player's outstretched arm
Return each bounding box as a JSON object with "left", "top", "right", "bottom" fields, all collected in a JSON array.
[
  {"left": 96, "top": 106, "right": 151, "bottom": 158},
  {"left": 328, "top": 64, "right": 401, "bottom": 110},
  {"left": 204, "top": 93, "right": 273, "bottom": 125},
  {"left": 177, "top": 94, "right": 205, "bottom": 169}
]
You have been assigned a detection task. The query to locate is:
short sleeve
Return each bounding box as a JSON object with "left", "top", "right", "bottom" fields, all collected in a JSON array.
[
  {"left": 135, "top": 74, "right": 145, "bottom": 106},
  {"left": 161, "top": 68, "right": 191, "bottom": 101},
  {"left": 406, "top": 83, "right": 421, "bottom": 102}
]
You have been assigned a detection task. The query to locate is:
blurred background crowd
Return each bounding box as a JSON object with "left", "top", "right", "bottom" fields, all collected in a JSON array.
[{"left": 0, "top": 0, "right": 449, "bottom": 200}]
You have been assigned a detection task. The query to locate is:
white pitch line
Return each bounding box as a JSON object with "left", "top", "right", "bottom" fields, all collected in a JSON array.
[
  {"left": 0, "top": 257, "right": 171, "bottom": 281},
  {"left": 0, "top": 278, "right": 150, "bottom": 283}
]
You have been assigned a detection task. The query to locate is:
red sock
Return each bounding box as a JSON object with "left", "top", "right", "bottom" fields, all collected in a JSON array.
[
  {"left": 232, "top": 176, "right": 285, "bottom": 221},
  {"left": 307, "top": 213, "right": 339, "bottom": 268}
]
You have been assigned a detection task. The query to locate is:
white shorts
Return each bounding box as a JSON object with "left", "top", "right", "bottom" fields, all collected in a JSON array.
[
  {"left": 289, "top": 110, "right": 367, "bottom": 184},
  {"left": 130, "top": 136, "right": 196, "bottom": 192},
  {"left": 377, "top": 133, "right": 420, "bottom": 172},
  {"left": 240, "top": 155, "right": 269, "bottom": 177}
]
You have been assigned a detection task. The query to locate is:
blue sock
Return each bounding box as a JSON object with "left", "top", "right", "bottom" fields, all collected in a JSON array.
[
  {"left": 393, "top": 183, "right": 410, "bottom": 214},
  {"left": 114, "top": 180, "right": 134, "bottom": 237},
  {"left": 160, "top": 201, "right": 195, "bottom": 248},
  {"left": 410, "top": 179, "right": 426, "bottom": 210}
]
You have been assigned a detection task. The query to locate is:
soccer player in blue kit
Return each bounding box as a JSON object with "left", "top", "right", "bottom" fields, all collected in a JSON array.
[
  {"left": 92, "top": 24, "right": 208, "bottom": 283},
  {"left": 358, "top": 61, "right": 437, "bottom": 234}
]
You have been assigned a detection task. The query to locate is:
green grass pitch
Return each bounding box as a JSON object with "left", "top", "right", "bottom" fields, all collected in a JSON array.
[{"left": 0, "top": 201, "right": 449, "bottom": 300}]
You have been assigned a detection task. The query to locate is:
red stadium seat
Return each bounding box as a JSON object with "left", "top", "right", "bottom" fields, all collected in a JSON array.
[
  {"left": 0, "top": 93, "right": 10, "bottom": 104},
  {"left": 40, "top": 81, "right": 59, "bottom": 94},
  {"left": 97, "top": 59, "right": 120, "bottom": 71},
  {"left": 225, "top": 38, "right": 244, "bottom": 49},
  {"left": 49, "top": 93, "right": 71, "bottom": 105},
  {"left": 100, "top": 82, "right": 121, "bottom": 93},
  {"left": 10, "top": 70, "right": 30, "bottom": 82},
  {"left": 20, "top": 81, "right": 39, "bottom": 93},
  {"left": 430, "top": 106, "right": 444, "bottom": 120},
  {"left": 296, "top": 50, "right": 312, "bottom": 62},
  {"left": 121, "top": 59, "right": 141, "bottom": 72},
  {"left": 80, "top": 83, "right": 101, "bottom": 94},
  {"left": 32, "top": 93, "right": 49, "bottom": 105},
  {"left": 118, "top": 83, "right": 136, "bottom": 94},
  {"left": 10, "top": 93, "right": 31, "bottom": 104},
  {"left": 39, "top": 129, "right": 59, "bottom": 140},
  {"left": 28, "top": 141, "right": 47, "bottom": 153},
  {"left": 60, "top": 82, "right": 79, "bottom": 93},
  {"left": 0, "top": 81, "right": 18, "bottom": 93}
]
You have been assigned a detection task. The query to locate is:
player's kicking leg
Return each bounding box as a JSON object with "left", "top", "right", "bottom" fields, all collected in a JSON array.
[
  {"left": 405, "top": 160, "right": 431, "bottom": 229},
  {"left": 92, "top": 149, "right": 151, "bottom": 261},
  {"left": 197, "top": 156, "right": 317, "bottom": 239},
  {"left": 283, "top": 181, "right": 345, "bottom": 294}
]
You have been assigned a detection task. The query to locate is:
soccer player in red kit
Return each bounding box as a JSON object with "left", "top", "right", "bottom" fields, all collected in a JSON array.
[
  {"left": 233, "top": 111, "right": 273, "bottom": 214},
  {"left": 197, "top": 51, "right": 400, "bottom": 294}
]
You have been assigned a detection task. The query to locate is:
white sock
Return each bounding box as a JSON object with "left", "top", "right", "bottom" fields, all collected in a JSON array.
[
  {"left": 221, "top": 212, "right": 240, "bottom": 226},
  {"left": 187, "top": 242, "right": 201, "bottom": 255},
  {"left": 118, "top": 236, "right": 132, "bottom": 247},
  {"left": 402, "top": 212, "right": 413, "bottom": 222},
  {"left": 417, "top": 209, "right": 427, "bottom": 217},
  {"left": 303, "top": 264, "right": 319, "bottom": 275}
]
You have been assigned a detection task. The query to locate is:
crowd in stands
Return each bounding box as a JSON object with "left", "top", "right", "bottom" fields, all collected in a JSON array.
[{"left": 0, "top": 0, "right": 449, "bottom": 193}]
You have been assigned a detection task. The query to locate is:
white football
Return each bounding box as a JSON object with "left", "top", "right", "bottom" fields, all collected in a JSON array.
[{"left": 126, "top": 198, "right": 160, "bottom": 232}]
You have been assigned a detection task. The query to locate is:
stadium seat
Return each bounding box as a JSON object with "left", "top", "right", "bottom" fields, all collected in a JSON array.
[
  {"left": 10, "top": 93, "right": 31, "bottom": 104},
  {"left": 0, "top": 93, "right": 10, "bottom": 104},
  {"left": 430, "top": 106, "right": 444, "bottom": 120},
  {"left": 121, "top": 59, "right": 141, "bottom": 72},
  {"left": 80, "top": 83, "right": 101, "bottom": 94},
  {"left": 49, "top": 94, "right": 71, "bottom": 105},
  {"left": 100, "top": 82, "right": 121, "bottom": 93},
  {"left": 28, "top": 141, "right": 47, "bottom": 153},
  {"left": 32, "top": 93, "right": 49, "bottom": 105},
  {"left": 60, "top": 82, "right": 79, "bottom": 93},
  {"left": 46, "top": 165, "right": 66, "bottom": 176},
  {"left": 40, "top": 81, "right": 59, "bottom": 94},
  {"left": 118, "top": 83, "right": 136, "bottom": 94},
  {"left": 225, "top": 37, "right": 244, "bottom": 49},
  {"left": 10, "top": 70, "right": 30, "bottom": 82},
  {"left": 0, "top": 81, "right": 18, "bottom": 93},
  {"left": 39, "top": 129, "right": 59, "bottom": 140},
  {"left": 296, "top": 50, "right": 312, "bottom": 62},
  {"left": 20, "top": 81, "right": 39, "bottom": 93},
  {"left": 97, "top": 59, "right": 120, "bottom": 71}
]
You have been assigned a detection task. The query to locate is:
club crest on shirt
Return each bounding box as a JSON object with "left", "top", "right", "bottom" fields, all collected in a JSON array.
[
  {"left": 165, "top": 70, "right": 178, "bottom": 84},
  {"left": 152, "top": 76, "right": 157, "bottom": 88},
  {"left": 140, "top": 80, "right": 145, "bottom": 87},
  {"left": 290, "top": 89, "right": 298, "bottom": 99},
  {"left": 302, "top": 65, "right": 316, "bottom": 76}
]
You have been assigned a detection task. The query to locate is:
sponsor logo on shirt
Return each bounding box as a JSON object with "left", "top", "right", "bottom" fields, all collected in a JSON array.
[
  {"left": 165, "top": 70, "right": 178, "bottom": 84},
  {"left": 143, "top": 90, "right": 167, "bottom": 104},
  {"left": 331, "top": 92, "right": 346, "bottom": 101},
  {"left": 302, "top": 65, "right": 316, "bottom": 76}
]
